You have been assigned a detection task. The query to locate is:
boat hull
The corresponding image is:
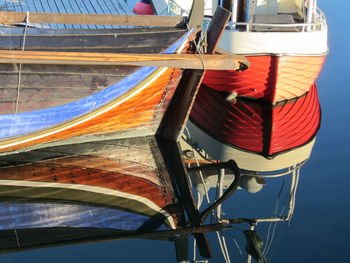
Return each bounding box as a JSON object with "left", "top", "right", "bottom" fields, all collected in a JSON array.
[
  {"left": 190, "top": 84, "right": 321, "bottom": 157},
  {"left": 0, "top": 28, "right": 194, "bottom": 154},
  {"left": 203, "top": 55, "right": 326, "bottom": 104}
]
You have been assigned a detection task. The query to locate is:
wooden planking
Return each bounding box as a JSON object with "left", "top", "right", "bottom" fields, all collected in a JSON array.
[
  {"left": 0, "top": 50, "right": 245, "bottom": 70},
  {"left": 190, "top": 84, "right": 320, "bottom": 157},
  {"left": 203, "top": 55, "right": 326, "bottom": 104},
  {"left": 0, "top": 64, "right": 138, "bottom": 113},
  {"left": 0, "top": 67, "right": 183, "bottom": 152},
  {"left": 0, "top": 136, "right": 182, "bottom": 225},
  {"left": 0, "top": 63, "right": 136, "bottom": 75},
  {"left": 0, "top": 30, "right": 186, "bottom": 53},
  {"left": 0, "top": 11, "right": 185, "bottom": 27},
  {"left": 0, "top": 163, "right": 169, "bottom": 207}
]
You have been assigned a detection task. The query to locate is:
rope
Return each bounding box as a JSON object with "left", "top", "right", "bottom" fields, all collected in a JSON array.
[
  {"left": 14, "top": 11, "right": 29, "bottom": 114},
  {"left": 13, "top": 226, "right": 20, "bottom": 248}
]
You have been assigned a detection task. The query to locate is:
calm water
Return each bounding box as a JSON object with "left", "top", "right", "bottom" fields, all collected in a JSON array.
[{"left": 0, "top": 0, "right": 349, "bottom": 262}]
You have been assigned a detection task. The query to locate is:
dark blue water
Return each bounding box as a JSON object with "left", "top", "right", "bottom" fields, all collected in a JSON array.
[{"left": 0, "top": 0, "right": 348, "bottom": 262}]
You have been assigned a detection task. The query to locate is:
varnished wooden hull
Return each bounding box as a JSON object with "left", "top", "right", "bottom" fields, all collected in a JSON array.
[
  {"left": 0, "top": 28, "right": 193, "bottom": 153},
  {"left": 203, "top": 55, "right": 326, "bottom": 104},
  {"left": 190, "top": 84, "right": 321, "bottom": 158}
]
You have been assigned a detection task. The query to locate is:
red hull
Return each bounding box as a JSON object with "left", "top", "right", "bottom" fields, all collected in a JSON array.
[
  {"left": 203, "top": 55, "right": 326, "bottom": 104},
  {"left": 190, "top": 84, "right": 321, "bottom": 157}
]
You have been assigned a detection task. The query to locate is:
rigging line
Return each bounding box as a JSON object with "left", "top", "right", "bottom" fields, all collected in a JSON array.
[
  {"left": 15, "top": 11, "right": 29, "bottom": 114},
  {"left": 216, "top": 231, "right": 230, "bottom": 263},
  {"left": 193, "top": 29, "right": 207, "bottom": 71},
  {"left": 265, "top": 202, "right": 288, "bottom": 259},
  {"left": 193, "top": 237, "right": 197, "bottom": 262},
  {"left": 193, "top": 149, "right": 211, "bottom": 204},
  {"left": 267, "top": 220, "right": 287, "bottom": 262},
  {"left": 13, "top": 226, "right": 20, "bottom": 248},
  {"left": 264, "top": 220, "right": 280, "bottom": 257},
  {"left": 288, "top": 167, "right": 300, "bottom": 223},
  {"left": 233, "top": 238, "right": 243, "bottom": 255},
  {"left": 263, "top": 175, "right": 286, "bottom": 254},
  {"left": 264, "top": 185, "right": 290, "bottom": 258},
  {"left": 221, "top": 233, "right": 232, "bottom": 263}
]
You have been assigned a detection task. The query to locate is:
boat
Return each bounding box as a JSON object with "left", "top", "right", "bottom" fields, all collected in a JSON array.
[
  {"left": 0, "top": 137, "right": 187, "bottom": 252},
  {"left": 151, "top": 0, "right": 328, "bottom": 104},
  {"left": 189, "top": 83, "right": 321, "bottom": 159},
  {"left": 0, "top": 0, "right": 245, "bottom": 154},
  {"left": 180, "top": 130, "right": 311, "bottom": 262},
  {"left": 0, "top": 0, "right": 246, "bottom": 258},
  {"left": 180, "top": 96, "right": 320, "bottom": 262}
]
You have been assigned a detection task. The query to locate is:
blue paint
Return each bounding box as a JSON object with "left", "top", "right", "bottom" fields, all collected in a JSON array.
[
  {"left": 0, "top": 202, "right": 168, "bottom": 231},
  {"left": 0, "top": 30, "right": 190, "bottom": 139}
]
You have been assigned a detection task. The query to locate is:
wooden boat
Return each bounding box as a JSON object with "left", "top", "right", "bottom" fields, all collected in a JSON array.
[
  {"left": 0, "top": 4, "right": 195, "bottom": 252},
  {"left": 189, "top": 84, "right": 321, "bottom": 159},
  {"left": 0, "top": 1, "right": 243, "bottom": 258},
  {"left": 152, "top": 0, "right": 328, "bottom": 104}
]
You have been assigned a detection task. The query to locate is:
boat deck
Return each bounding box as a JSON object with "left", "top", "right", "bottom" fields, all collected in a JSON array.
[{"left": 0, "top": 0, "right": 134, "bottom": 28}]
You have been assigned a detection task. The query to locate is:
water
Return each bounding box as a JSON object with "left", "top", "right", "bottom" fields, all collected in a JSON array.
[{"left": 0, "top": 0, "right": 349, "bottom": 262}]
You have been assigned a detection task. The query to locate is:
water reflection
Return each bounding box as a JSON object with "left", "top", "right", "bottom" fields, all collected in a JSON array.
[
  {"left": 179, "top": 84, "right": 322, "bottom": 262},
  {"left": 0, "top": 137, "right": 184, "bottom": 253}
]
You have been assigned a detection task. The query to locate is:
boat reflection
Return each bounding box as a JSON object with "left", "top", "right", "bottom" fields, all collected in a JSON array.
[
  {"left": 178, "top": 84, "right": 321, "bottom": 262},
  {"left": 0, "top": 137, "right": 185, "bottom": 253}
]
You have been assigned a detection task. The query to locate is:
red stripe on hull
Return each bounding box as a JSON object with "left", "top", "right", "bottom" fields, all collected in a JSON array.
[
  {"left": 190, "top": 84, "right": 320, "bottom": 157},
  {"left": 203, "top": 55, "right": 325, "bottom": 104}
]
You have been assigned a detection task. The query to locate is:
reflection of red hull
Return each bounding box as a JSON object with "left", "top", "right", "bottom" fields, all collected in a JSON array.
[
  {"left": 190, "top": 84, "right": 321, "bottom": 157},
  {"left": 203, "top": 55, "right": 326, "bottom": 104}
]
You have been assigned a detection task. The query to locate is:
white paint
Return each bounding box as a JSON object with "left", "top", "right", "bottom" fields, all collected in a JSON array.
[
  {"left": 152, "top": 0, "right": 217, "bottom": 16},
  {"left": 184, "top": 121, "right": 315, "bottom": 172},
  {"left": 219, "top": 28, "right": 328, "bottom": 55}
]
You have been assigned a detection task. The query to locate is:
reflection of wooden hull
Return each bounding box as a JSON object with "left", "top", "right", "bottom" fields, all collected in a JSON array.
[
  {"left": 203, "top": 55, "right": 326, "bottom": 104},
  {"left": 0, "top": 137, "right": 184, "bottom": 252},
  {"left": 190, "top": 84, "right": 320, "bottom": 157}
]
